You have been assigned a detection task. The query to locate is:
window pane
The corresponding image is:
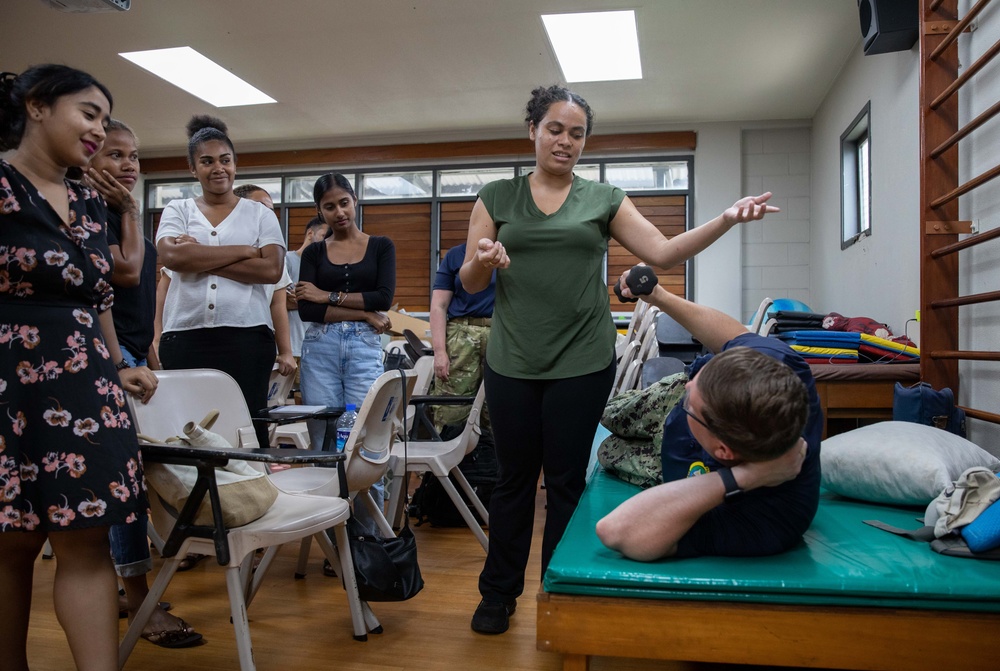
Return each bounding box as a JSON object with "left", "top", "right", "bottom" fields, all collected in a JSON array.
[
  {"left": 284, "top": 174, "right": 353, "bottom": 204},
  {"left": 858, "top": 136, "right": 870, "bottom": 234},
  {"left": 606, "top": 161, "right": 688, "bottom": 190},
  {"left": 234, "top": 177, "right": 282, "bottom": 204},
  {"left": 517, "top": 164, "right": 600, "bottom": 180},
  {"left": 147, "top": 181, "right": 201, "bottom": 209},
  {"left": 361, "top": 171, "right": 432, "bottom": 200},
  {"left": 438, "top": 167, "right": 514, "bottom": 196}
]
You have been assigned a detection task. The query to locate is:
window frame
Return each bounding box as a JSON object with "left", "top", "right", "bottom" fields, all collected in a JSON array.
[{"left": 840, "top": 101, "right": 872, "bottom": 250}]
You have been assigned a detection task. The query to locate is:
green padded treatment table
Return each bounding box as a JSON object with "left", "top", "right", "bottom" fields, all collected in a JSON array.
[{"left": 536, "top": 428, "right": 1000, "bottom": 671}]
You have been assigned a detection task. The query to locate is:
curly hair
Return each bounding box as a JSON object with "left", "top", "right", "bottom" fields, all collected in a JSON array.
[
  {"left": 524, "top": 85, "right": 595, "bottom": 137},
  {"left": 185, "top": 114, "right": 235, "bottom": 166}
]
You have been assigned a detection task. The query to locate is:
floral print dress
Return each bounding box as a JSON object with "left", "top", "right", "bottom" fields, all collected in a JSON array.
[{"left": 0, "top": 160, "right": 145, "bottom": 533}]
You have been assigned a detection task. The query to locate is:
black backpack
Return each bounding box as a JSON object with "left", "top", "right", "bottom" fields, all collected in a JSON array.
[{"left": 408, "top": 426, "right": 497, "bottom": 528}]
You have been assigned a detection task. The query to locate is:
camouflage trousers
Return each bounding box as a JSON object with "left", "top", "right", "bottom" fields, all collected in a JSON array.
[
  {"left": 430, "top": 321, "right": 490, "bottom": 430},
  {"left": 597, "top": 372, "right": 688, "bottom": 488}
]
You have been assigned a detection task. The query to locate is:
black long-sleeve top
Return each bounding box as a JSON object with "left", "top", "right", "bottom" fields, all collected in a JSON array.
[{"left": 298, "top": 235, "right": 396, "bottom": 323}]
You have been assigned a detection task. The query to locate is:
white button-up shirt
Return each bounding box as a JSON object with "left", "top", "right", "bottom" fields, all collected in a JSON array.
[{"left": 156, "top": 198, "right": 285, "bottom": 332}]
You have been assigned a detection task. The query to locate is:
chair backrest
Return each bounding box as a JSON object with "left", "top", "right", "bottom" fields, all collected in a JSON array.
[
  {"left": 344, "top": 369, "right": 418, "bottom": 493},
  {"left": 641, "top": 356, "right": 687, "bottom": 388},
  {"left": 620, "top": 358, "right": 642, "bottom": 394},
  {"left": 610, "top": 340, "right": 641, "bottom": 398},
  {"left": 128, "top": 368, "right": 259, "bottom": 449},
  {"left": 402, "top": 328, "right": 431, "bottom": 360}
]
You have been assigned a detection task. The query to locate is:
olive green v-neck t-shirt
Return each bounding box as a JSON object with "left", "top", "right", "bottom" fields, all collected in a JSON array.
[{"left": 478, "top": 174, "right": 626, "bottom": 379}]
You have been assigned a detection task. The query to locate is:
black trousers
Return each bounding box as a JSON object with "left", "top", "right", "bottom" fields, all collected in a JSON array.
[
  {"left": 159, "top": 325, "right": 275, "bottom": 448},
  {"left": 478, "top": 358, "right": 615, "bottom": 603}
]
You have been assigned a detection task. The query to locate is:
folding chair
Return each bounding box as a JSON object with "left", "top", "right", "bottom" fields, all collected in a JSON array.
[
  {"left": 265, "top": 365, "right": 310, "bottom": 449},
  {"left": 121, "top": 369, "right": 380, "bottom": 671},
  {"left": 386, "top": 382, "right": 489, "bottom": 551}
]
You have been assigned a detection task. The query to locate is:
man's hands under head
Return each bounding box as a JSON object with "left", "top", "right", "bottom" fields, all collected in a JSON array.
[{"left": 731, "top": 437, "right": 808, "bottom": 491}]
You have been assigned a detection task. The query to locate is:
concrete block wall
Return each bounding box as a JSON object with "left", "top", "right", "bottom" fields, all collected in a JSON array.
[{"left": 741, "top": 127, "right": 812, "bottom": 323}]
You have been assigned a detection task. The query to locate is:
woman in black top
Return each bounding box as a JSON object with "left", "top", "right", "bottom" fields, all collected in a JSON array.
[{"left": 294, "top": 173, "right": 395, "bottom": 451}]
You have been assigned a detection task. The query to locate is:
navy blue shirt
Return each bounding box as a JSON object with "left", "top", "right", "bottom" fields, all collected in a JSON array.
[
  {"left": 661, "top": 332, "right": 823, "bottom": 557},
  {"left": 433, "top": 243, "right": 495, "bottom": 319},
  {"left": 106, "top": 211, "right": 157, "bottom": 360}
]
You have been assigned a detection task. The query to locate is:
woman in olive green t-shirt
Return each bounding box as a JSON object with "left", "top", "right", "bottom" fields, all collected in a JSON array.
[{"left": 461, "top": 85, "right": 780, "bottom": 635}]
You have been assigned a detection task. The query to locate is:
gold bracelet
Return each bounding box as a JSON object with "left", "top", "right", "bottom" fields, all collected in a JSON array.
[{"left": 336, "top": 292, "right": 347, "bottom": 306}]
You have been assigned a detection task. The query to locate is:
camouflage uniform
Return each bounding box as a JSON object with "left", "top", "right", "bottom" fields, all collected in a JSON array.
[
  {"left": 430, "top": 320, "right": 491, "bottom": 430},
  {"left": 597, "top": 372, "right": 688, "bottom": 488}
]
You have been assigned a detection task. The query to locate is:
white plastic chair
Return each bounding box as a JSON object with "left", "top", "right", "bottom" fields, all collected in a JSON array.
[
  {"left": 610, "top": 340, "right": 641, "bottom": 398},
  {"left": 403, "top": 355, "right": 435, "bottom": 438},
  {"left": 265, "top": 366, "right": 311, "bottom": 449},
  {"left": 121, "top": 369, "right": 379, "bottom": 671},
  {"left": 386, "top": 382, "right": 489, "bottom": 550},
  {"left": 265, "top": 369, "right": 417, "bottom": 575},
  {"left": 615, "top": 299, "right": 650, "bottom": 360}
]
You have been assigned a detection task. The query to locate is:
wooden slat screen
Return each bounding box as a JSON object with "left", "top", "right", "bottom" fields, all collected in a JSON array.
[
  {"left": 440, "top": 201, "right": 475, "bottom": 261},
  {"left": 286, "top": 206, "right": 318, "bottom": 250},
  {"left": 608, "top": 195, "right": 688, "bottom": 312},
  {"left": 362, "top": 202, "right": 432, "bottom": 311}
]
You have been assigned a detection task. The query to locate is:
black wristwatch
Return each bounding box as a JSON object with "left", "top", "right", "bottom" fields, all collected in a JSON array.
[
  {"left": 717, "top": 467, "right": 744, "bottom": 502},
  {"left": 115, "top": 359, "right": 132, "bottom": 371},
  {"left": 328, "top": 291, "right": 339, "bottom": 305}
]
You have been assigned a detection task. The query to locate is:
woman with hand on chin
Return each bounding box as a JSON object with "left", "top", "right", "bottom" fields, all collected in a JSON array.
[
  {"left": 462, "top": 85, "right": 780, "bottom": 635},
  {"left": 0, "top": 63, "right": 158, "bottom": 671},
  {"left": 155, "top": 116, "right": 285, "bottom": 449},
  {"left": 294, "top": 173, "right": 395, "bottom": 530}
]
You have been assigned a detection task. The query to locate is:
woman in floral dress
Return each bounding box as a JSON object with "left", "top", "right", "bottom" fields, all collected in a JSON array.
[{"left": 0, "top": 64, "right": 157, "bottom": 671}]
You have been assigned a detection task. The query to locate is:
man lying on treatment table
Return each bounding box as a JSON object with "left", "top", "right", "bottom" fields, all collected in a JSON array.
[{"left": 596, "top": 268, "right": 823, "bottom": 560}]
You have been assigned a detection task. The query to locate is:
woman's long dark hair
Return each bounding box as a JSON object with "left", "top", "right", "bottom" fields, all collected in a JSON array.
[{"left": 0, "top": 64, "right": 113, "bottom": 151}]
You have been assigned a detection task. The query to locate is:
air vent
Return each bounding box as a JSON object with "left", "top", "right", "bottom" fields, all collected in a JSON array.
[{"left": 45, "top": 0, "right": 130, "bottom": 13}]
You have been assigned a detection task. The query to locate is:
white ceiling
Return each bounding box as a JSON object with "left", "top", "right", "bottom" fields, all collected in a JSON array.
[{"left": 7, "top": 0, "right": 862, "bottom": 157}]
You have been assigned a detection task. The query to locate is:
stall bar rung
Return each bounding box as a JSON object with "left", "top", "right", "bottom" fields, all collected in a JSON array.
[
  {"left": 929, "top": 0, "right": 945, "bottom": 11},
  {"left": 931, "top": 162, "right": 1000, "bottom": 208},
  {"left": 930, "top": 99, "right": 1000, "bottom": 159},
  {"left": 929, "top": 350, "right": 1000, "bottom": 361},
  {"left": 930, "top": 224, "right": 1000, "bottom": 258},
  {"left": 930, "top": 37, "right": 1000, "bottom": 109},
  {"left": 929, "top": 0, "right": 991, "bottom": 61},
  {"left": 962, "top": 406, "right": 1000, "bottom": 425},
  {"left": 931, "top": 290, "right": 1000, "bottom": 309}
]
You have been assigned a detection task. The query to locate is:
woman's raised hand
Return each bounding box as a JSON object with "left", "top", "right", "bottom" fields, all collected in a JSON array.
[
  {"left": 475, "top": 238, "right": 510, "bottom": 271},
  {"left": 722, "top": 192, "right": 780, "bottom": 228},
  {"left": 85, "top": 167, "right": 138, "bottom": 217}
]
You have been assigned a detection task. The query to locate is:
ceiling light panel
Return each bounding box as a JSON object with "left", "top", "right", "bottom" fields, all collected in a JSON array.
[
  {"left": 542, "top": 10, "right": 642, "bottom": 83},
  {"left": 120, "top": 47, "right": 276, "bottom": 107}
]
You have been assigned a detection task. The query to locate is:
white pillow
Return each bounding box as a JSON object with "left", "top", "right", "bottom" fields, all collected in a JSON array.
[{"left": 821, "top": 421, "right": 1000, "bottom": 505}]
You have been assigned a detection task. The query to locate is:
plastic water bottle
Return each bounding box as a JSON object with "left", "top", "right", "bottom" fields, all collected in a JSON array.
[{"left": 335, "top": 404, "right": 358, "bottom": 453}]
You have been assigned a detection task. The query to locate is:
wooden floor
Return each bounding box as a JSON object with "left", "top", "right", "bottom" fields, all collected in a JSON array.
[{"left": 27, "top": 483, "right": 774, "bottom": 671}]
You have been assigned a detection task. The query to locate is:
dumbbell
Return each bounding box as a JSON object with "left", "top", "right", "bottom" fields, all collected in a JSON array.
[{"left": 614, "top": 265, "right": 658, "bottom": 303}]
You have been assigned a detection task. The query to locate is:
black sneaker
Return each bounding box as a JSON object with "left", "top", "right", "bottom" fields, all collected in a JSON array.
[{"left": 470, "top": 599, "right": 516, "bottom": 634}]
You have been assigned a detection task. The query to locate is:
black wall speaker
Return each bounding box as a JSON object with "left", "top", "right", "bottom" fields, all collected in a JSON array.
[{"left": 858, "top": 0, "right": 919, "bottom": 55}]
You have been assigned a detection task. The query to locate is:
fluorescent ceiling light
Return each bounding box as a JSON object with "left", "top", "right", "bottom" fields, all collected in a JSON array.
[
  {"left": 119, "top": 47, "right": 276, "bottom": 107},
  {"left": 541, "top": 10, "right": 642, "bottom": 83}
]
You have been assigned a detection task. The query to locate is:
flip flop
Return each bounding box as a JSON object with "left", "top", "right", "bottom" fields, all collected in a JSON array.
[
  {"left": 176, "top": 553, "right": 208, "bottom": 572},
  {"left": 140, "top": 619, "right": 204, "bottom": 649}
]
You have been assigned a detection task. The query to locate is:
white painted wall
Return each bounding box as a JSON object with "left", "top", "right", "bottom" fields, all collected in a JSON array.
[
  {"left": 811, "top": 2, "right": 999, "bottom": 450},
  {"left": 741, "top": 127, "right": 813, "bottom": 323},
  {"left": 958, "top": 0, "right": 1000, "bottom": 449},
  {"left": 810, "top": 39, "right": 921, "bottom": 340}
]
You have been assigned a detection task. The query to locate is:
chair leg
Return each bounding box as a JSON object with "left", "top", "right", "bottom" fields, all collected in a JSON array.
[
  {"left": 314, "top": 528, "right": 376, "bottom": 640},
  {"left": 295, "top": 537, "right": 311, "bottom": 578},
  {"left": 226, "top": 565, "right": 257, "bottom": 671},
  {"left": 246, "top": 546, "right": 280, "bottom": 607},
  {"left": 146, "top": 523, "right": 165, "bottom": 556},
  {"left": 119, "top": 555, "right": 182, "bottom": 669},
  {"left": 452, "top": 468, "right": 489, "bottom": 524},
  {"left": 435, "top": 473, "right": 489, "bottom": 552},
  {"left": 360, "top": 489, "right": 396, "bottom": 538}
]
